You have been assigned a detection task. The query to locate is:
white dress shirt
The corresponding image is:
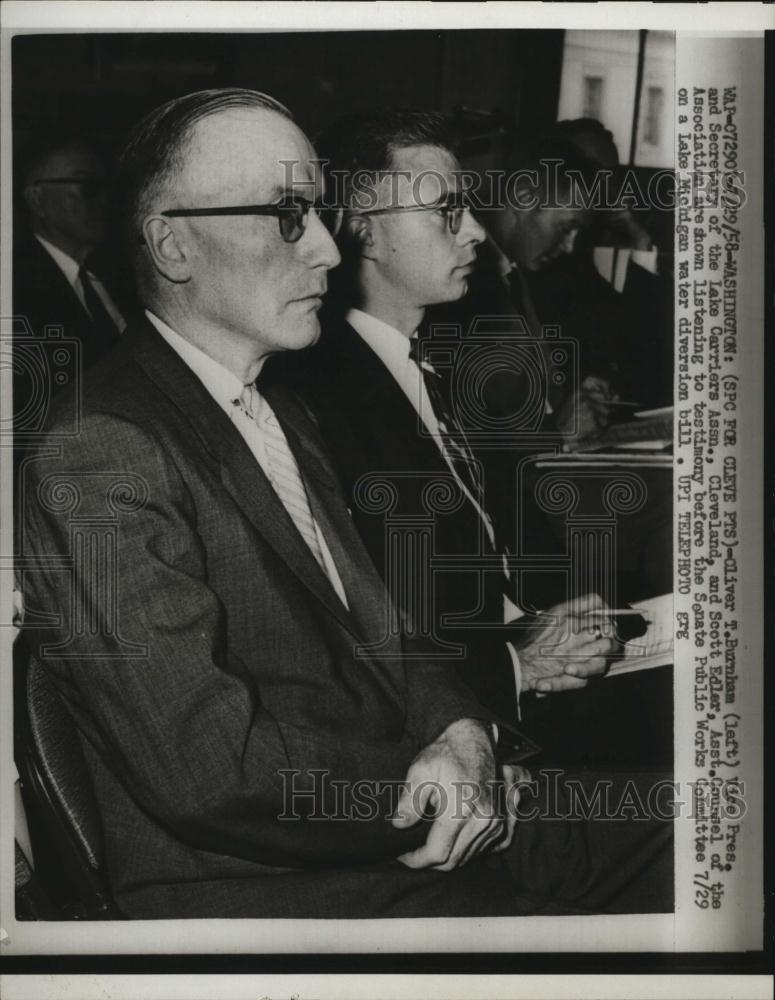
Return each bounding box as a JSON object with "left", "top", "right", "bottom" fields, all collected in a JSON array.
[
  {"left": 346, "top": 307, "right": 525, "bottom": 703},
  {"left": 36, "top": 235, "right": 126, "bottom": 332},
  {"left": 145, "top": 310, "right": 349, "bottom": 609},
  {"left": 347, "top": 307, "right": 496, "bottom": 547}
]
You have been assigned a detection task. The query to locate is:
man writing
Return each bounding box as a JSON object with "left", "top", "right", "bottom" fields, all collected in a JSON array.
[
  {"left": 21, "top": 91, "right": 669, "bottom": 918},
  {"left": 465, "top": 134, "right": 618, "bottom": 442}
]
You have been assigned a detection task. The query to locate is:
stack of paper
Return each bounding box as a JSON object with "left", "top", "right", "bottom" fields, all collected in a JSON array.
[{"left": 608, "top": 593, "right": 674, "bottom": 676}]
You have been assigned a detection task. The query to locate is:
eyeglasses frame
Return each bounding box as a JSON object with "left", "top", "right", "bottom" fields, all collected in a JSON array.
[
  {"left": 31, "top": 177, "right": 107, "bottom": 198},
  {"left": 348, "top": 194, "right": 472, "bottom": 236},
  {"left": 160, "top": 197, "right": 343, "bottom": 244}
]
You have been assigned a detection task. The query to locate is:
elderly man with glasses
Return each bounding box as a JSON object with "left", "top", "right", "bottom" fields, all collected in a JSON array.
[{"left": 20, "top": 89, "right": 514, "bottom": 919}]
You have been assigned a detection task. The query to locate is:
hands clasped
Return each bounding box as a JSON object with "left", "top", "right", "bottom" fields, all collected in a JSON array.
[{"left": 391, "top": 718, "right": 529, "bottom": 871}]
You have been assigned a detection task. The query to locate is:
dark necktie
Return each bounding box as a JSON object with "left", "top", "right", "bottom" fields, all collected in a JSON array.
[
  {"left": 408, "top": 334, "right": 488, "bottom": 525},
  {"left": 409, "top": 335, "right": 518, "bottom": 714},
  {"left": 507, "top": 265, "right": 564, "bottom": 413},
  {"left": 78, "top": 267, "right": 120, "bottom": 346}
]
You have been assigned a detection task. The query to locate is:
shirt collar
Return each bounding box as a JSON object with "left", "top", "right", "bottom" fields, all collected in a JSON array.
[
  {"left": 487, "top": 235, "right": 517, "bottom": 279},
  {"left": 145, "top": 309, "right": 245, "bottom": 417},
  {"left": 35, "top": 235, "right": 82, "bottom": 288},
  {"left": 346, "top": 307, "right": 417, "bottom": 377}
]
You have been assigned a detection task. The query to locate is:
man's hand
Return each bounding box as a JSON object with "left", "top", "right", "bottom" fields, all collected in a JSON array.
[
  {"left": 519, "top": 592, "right": 615, "bottom": 694},
  {"left": 556, "top": 375, "right": 618, "bottom": 447},
  {"left": 492, "top": 763, "right": 532, "bottom": 853},
  {"left": 391, "top": 718, "right": 504, "bottom": 871}
]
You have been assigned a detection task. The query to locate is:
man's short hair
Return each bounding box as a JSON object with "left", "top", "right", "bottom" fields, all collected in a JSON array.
[
  {"left": 508, "top": 134, "right": 601, "bottom": 212},
  {"left": 117, "top": 88, "right": 293, "bottom": 250},
  {"left": 315, "top": 109, "right": 453, "bottom": 207},
  {"left": 15, "top": 133, "right": 104, "bottom": 212},
  {"left": 550, "top": 118, "right": 620, "bottom": 170},
  {"left": 19, "top": 134, "right": 96, "bottom": 186}
]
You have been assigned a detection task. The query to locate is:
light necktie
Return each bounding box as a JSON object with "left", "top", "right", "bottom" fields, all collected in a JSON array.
[{"left": 235, "top": 382, "right": 328, "bottom": 575}]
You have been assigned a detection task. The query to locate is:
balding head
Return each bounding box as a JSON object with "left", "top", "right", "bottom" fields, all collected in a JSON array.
[
  {"left": 118, "top": 89, "right": 340, "bottom": 382},
  {"left": 118, "top": 88, "right": 294, "bottom": 285}
]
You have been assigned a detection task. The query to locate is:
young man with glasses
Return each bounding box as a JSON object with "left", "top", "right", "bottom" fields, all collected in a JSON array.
[{"left": 271, "top": 111, "right": 614, "bottom": 721}]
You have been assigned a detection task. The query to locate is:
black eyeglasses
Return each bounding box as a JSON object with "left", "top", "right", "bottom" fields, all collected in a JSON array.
[
  {"left": 161, "top": 197, "right": 343, "bottom": 244},
  {"left": 350, "top": 193, "right": 471, "bottom": 235},
  {"left": 33, "top": 177, "right": 107, "bottom": 199}
]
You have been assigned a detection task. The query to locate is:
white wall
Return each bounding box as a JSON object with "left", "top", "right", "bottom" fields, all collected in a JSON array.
[{"left": 557, "top": 29, "right": 675, "bottom": 168}]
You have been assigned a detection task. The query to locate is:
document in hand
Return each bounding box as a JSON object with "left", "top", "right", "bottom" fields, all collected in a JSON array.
[{"left": 609, "top": 592, "right": 674, "bottom": 676}]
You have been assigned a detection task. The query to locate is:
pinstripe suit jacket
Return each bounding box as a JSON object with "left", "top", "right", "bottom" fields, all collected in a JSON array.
[{"left": 21, "top": 316, "right": 500, "bottom": 917}]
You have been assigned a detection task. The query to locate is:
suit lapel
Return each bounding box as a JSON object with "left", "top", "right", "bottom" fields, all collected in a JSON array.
[
  {"left": 128, "top": 319, "right": 361, "bottom": 639},
  {"left": 265, "top": 385, "right": 402, "bottom": 656},
  {"left": 336, "top": 320, "right": 451, "bottom": 475}
]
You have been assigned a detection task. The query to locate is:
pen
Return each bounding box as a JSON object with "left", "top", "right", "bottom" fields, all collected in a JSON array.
[{"left": 583, "top": 608, "right": 648, "bottom": 616}]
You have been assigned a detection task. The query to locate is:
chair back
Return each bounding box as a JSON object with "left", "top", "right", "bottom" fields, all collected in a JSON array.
[{"left": 15, "top": 644, "right": 122, "bottom": 918}]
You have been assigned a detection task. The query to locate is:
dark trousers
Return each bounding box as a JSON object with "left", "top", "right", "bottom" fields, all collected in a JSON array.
[{"left": 120, "top": 769, "right": 673, "bottom": 919}]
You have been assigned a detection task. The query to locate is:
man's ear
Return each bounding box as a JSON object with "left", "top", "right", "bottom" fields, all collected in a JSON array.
[
  {"left": 346, "top": 215, "right": 376, "bottom": 261},
  {"left": 142, "top": 216, "right": 191, "bottom": 283}
]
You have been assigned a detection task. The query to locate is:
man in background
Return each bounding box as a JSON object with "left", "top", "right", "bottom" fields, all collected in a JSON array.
[
  {"left": 455, "top": 134, "right": 611, "bottom": 440},
  {"left": 270, "top": 111, "right": 614, "bottom": 722},
  {"left": 525, "top": 119, "right": 674, "bottom": 415},
  {"left": 14, "top": 136, "right": 128, "bottom": 369}
]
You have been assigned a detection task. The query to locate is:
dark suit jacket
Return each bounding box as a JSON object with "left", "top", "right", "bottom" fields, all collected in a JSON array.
[
  {"left": 268, "top": 314, "right": 521, "bottom": 717},
  {"left": 22, "top": 316, "right": 499, "bottom": 918},
  {"left": 13, "top": 230, "right": 122, "bottom": 370},
  {"left": 527, "top": 252, "right": 674, "bottom": 411}
]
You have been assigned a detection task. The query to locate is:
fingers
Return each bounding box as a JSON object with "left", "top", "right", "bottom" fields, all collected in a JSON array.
[
  {"left": 551, "top": 630, "right": 615, "bottom": 664},
  {"left": 492, "top": 765, "right": 524, "bottom": 853},
  {"left": 390, "top": 769, "right": 437, "bottom": 829},
  {"left": 452, "top": 815, "right": 504, "bottom": 870},
  {"left": 543, "top": 593, "right": 607, "bottom": 623},
  {"left": 394, "top": 718, "right": 500, "bottom": 869},
  {"left": 553, "top": 592, "right": 617, "bottom": 649},
  {"left": 581, "top": 375, "right": 611, "bottom": 395},
  {"left": 535, "top": 673, "right": 588, "bottom": 693},
  {"left": 561, "top": 625, "right": 614, "bottom": 649},
  {"left": 561, "top": 592, "right": 607, "bottom": 614},
  {"left": 581, "top": 377, "right": 615, "bottom": 420},
  {"left": 521, "top": 594, "right": 616, "bottom": 693},
  {"left": 397, "top": 805, "right": 502, "bottom": 871},
  {"left": 397, "top": 812, "right": 461, "bottom": 869},
  {"left": 427, "top": 786, "right": 503, "bottom": 871},
  {"left": 529, "top": 645, "right": 612, "bottom": 693},
  {"left": 564, "top": 653, "right": 611, "bottom": 678},
  {"left": 535, "top": 672, "right": 589, "bottom": 694}
]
